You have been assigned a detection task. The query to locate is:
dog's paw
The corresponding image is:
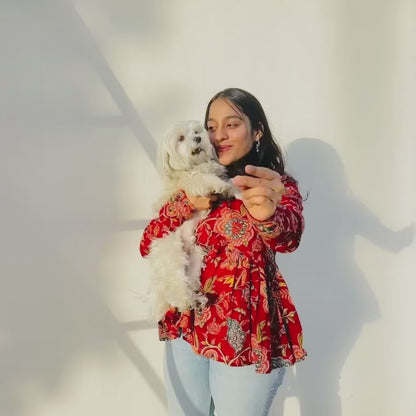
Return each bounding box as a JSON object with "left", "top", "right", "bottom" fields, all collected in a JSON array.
[
  {"left": 148, "top": 299, "right": 169, "bottom": 323},
  {"left": 194, "top": 292, "right": 208, "bottom": 310},
  {"left": 224, "top": 184, "right": 241, "bottom": 199},
  {"left": 208, "top": 177, "right": 234, "bottom": 196}
]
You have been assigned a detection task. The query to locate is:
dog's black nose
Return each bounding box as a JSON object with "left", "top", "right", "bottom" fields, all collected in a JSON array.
[{"left": 194, "top": 136, "right": 201, "bottom": 143}]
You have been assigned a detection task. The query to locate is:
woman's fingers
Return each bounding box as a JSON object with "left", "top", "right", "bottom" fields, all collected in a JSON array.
[
  {"left": 232, "top": 175, "right": 264, "bottom": 190},
  {"left": 241, "top": 186, "right": 276, "bottom": 203},
  {"left": 232, "top": 166, "right": 285, "bottom": 205},
  {"left": 244, "top": 165, "right": 281, "bottom": 180},
  {"left": 232, "top": 165, "right": 282, "bottom": 191},
  {"left": 243, "top": 195, "right": 274, "bottom": 206},
  {"left": 269, "top": 178, "right": 285, "bottom": 195},
  {"left": 233, "top": 175, "right": 279, "bottom": 190},
  {"left": 230, "top": 166, "right": 285, "bottom": 220}
]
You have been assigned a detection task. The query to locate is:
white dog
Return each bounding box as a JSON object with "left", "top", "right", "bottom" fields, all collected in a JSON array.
[{"left": 146, "top": 120, "right": 235, "bottom": 322}]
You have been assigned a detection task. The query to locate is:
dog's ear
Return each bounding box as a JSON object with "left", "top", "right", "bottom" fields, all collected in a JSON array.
[
  {"left": 157, "top": 143, "right": 174, "bottom": 179},
  {"left": 209, "top": 141, "right": 218, "bottom": 161}
]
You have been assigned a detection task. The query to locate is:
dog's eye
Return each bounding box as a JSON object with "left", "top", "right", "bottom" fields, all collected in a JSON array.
[
  {"left": 194, "top": 130, "right": 198, "bottom": 134},
  {"left": 179, "top": 135, "right": 185, "bottom": 142}
]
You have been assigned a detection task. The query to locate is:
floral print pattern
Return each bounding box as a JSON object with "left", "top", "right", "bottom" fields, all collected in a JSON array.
[
  {"left": 140, "top": 176, "right": 307, "bottom": 373},
  {"left": 227, "top": 318, "right": 247, "bottom": 353},
  {"left": 214, "top": 209, "right": 254, "bottom": 247}
]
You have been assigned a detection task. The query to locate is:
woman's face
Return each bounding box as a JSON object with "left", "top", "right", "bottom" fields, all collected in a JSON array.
[{"left": 206, "top": 98, "right": 259, "bottom": 166}]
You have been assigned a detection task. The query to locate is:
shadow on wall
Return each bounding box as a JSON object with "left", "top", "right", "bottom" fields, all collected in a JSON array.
[
  {"left": 270, "top": 138, "right": 412, "bottom": 416},
  {"left": 0, "top": 1, "right": 168, "bottom": 414}
]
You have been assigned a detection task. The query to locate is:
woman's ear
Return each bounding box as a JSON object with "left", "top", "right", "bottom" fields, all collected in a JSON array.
[{"left": 255, "top": 122, "right": 264, "bottom": 141}]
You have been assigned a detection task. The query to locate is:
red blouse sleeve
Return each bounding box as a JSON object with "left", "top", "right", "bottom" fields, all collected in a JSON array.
[
  {"left": 250, "top": 176, "right": 304, "bottom": 253},
  {"left": 139, "top": 190, "right": 197, "bottom": 258}
]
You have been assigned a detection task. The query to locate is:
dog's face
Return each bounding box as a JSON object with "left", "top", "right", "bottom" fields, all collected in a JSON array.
[{"left": 158, "top": 120, "right": 217, "bottom": 177}]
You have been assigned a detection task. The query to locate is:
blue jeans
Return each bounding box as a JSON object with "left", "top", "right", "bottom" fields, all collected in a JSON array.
[{"left": 164, "top": 337, "right": 285, "bottom": 416}]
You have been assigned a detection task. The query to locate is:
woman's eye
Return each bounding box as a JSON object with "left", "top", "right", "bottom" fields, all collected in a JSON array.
[
  {"left": 227, "top": 123, "right": 238, "bottom": 128},
  {"left": 179, "top": 135, "right": 185, "bottom": 141},
  {"left": 207, "top": 126, "right": 215, "bottom": 132}
]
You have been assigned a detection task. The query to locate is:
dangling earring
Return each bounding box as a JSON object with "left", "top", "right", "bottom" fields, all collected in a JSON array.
[{"left": 255, "top": 140, "right": 260, "bottom": 153}]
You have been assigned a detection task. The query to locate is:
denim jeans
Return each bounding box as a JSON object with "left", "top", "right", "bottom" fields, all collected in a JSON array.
[{"left": 164, "top": 337, "right": 285, "bottom": 416}]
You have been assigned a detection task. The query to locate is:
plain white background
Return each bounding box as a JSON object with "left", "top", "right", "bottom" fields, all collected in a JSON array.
[{"left": 1, "top": 1, "right": 415, "bottom": 415}]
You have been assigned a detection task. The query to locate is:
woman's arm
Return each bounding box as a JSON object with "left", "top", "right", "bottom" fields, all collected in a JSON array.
[
  {"left": 139, "top": 190, "right": 197, "bottom": 257},
  {"left": 250, "top": 177, "right": 304, "bottom": 253}
]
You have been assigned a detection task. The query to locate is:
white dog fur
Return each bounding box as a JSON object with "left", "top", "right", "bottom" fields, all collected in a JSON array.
[{"left": 146, "top": 120, "right": 235, "bottom": 322}]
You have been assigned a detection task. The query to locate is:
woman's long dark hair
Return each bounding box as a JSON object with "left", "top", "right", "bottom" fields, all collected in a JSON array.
[{"left": 204, "top": 88, "right": 286, "bottom": 176}]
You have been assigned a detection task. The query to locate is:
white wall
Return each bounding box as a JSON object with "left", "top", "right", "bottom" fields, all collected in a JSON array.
[{"left": 1, "top": 1, "right": 414, "bottom": 415}]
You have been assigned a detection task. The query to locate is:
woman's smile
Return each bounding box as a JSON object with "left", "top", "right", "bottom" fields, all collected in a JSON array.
[{"left": 217, "top": 144, "right": 233, "bottom": 153}]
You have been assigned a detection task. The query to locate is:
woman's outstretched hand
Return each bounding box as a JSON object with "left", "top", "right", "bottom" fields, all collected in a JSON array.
[{"left": 232, "top": 165, "right": 285, "bottom": 221}]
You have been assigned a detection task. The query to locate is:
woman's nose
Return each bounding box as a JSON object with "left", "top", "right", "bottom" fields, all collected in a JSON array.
[{"left": 213, "top": 127, "right": 226, "bottom": 142}]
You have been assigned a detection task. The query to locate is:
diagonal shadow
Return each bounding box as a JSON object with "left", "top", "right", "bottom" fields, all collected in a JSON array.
[
  {"left": 119, "top": 219, "right": 151, "bottom": 231},
  {"left": 121, "top": 320, "right": 156, "bottom": 332},
  {"left": 0, "top": 1, "right": 165, "bottom": 413},
  {"left": 105, "top": 309, "right": 166, "bottom": 406},
  {"left": 64, "top": 0, "right": 157, "bottom": 165},
  {"left": 63, "top": 0, "right": 164, "bottom": 404},
  {"left": 65, "top": 2, "right": 157, "bottom": 234}
]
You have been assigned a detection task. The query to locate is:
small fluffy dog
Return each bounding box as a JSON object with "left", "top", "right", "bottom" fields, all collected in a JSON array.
[{"left": 146, "top": 120, "right": 235, "bottom": 322}]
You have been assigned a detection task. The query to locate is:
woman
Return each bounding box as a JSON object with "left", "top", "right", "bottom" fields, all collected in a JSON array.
[{"left": 140, "top": 88, "right": 306, "bottom": 416}]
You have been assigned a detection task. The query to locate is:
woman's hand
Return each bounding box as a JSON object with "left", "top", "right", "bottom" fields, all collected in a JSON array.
[
  {"left": 232, "top": 165, "right": 285, "bottom": 221},
  {"left": 186, "top": 194, "right": 218, "bottom": 210}
]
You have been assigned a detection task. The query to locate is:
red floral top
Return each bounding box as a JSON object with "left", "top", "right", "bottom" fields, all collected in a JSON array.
[{"left": 140, "top": 175, "right": 307, "bottom": 373}]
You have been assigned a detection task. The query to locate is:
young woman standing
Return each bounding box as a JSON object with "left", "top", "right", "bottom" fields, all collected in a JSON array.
[{"left": 140, "top": 88, "right": 306, "bottom": 415}]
